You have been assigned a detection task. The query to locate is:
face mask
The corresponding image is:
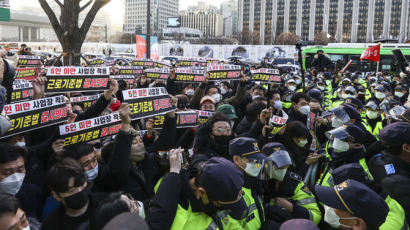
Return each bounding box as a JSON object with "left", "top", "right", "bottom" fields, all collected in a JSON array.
[
  {"left": 63, "top": 185, "right": 90, "bottom": 209},
  {"left": 220, "top": 87, "right": 227, "bottom": 95},
  {"left": 272, "top": 168, "right": 287, "bottom": 181},
  {"left": 366, "top": 110, "right": 379, "bottom": 119},
  {"left": 244, "top": 162, "right": 262, "bottom": 177},
  {"left": 22, "top": 226, "right": 30, "bottom": 230},
  {"left": 130, "top": 144, "right": 145, "bottom": 162},
  {"left": 288, "top": 85, "right": 296, "bottom": 91},
  {"left": 318, "top": 86, "right": 325, "bottom": 91},
  {"left": 332, "top": 138, "right": 350, "bottom": 153},
  {"left": 295, "top": 79, "right": 301, "bottom": 85},
  {"left": 324, "top": 205, "right": 355, "bottom": 229},
  {"left": 395, "top": 91, "right": 404, "bottom": 98},
  {"left": 340, "top": 93, "right": 347, "bottom": 99},
  {"left": 14, "top": 142, "right": 26, "bottom": 148},
  {"left": 296, "top": 139, "right": 308, "bottom": 148},
  {"left": 0, "top": 173, "right": 25, "bottom": 195},
  {"left": 375, "top": 92, "right": 385, "bottom": 99},
  {"left": 136, "top": 200, "right": 145, "bottom": 219},
  {"left": 86, "top": 165, "right": 99, "bottom": 182},
  {"left": 185, "top": 89, "right": 194, "bottom": 96},
  {"left": 331, "top": 117, "right": 345, "bottom": 128},
  {"left": 298, "top": 105, "right": 310, "bottom": 115},
  {"left": 213, "top": 135, "right": 232, "bottom": 146},
  {"left": 212, "top": 93, "right": 221, "bottom": 103},
  {"left": 252, "top": 95, "right": 260, "bottom": 100},
  {"left": 230, "top": 120, "right": 235, "bottom": 128},
  {"left": 345, "top": 94, "right": 355, "bottom": 98},
  {"left": 274, "top": 100, "right": 282, "bottom": 110}
]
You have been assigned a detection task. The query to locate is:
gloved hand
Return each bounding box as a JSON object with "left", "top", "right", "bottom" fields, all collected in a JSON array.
[{"left": 265, "top": 204, "right": 292, "bottom": 223}]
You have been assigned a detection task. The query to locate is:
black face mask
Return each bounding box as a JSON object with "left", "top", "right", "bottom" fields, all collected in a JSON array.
[
  {"left": 64, "top": 185, "right": 90, "bottom": 209},
  {"left": 213, "top": 135, "right": 232, "bottom": 146}
]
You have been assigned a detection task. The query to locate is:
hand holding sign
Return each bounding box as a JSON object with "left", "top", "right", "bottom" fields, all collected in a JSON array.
[
  {"left": 32, "top": 76, "right": 47, "bottom": 100},
  {"left": 166, "top": 96, "right": 178, "bottom": 118},
  {"left": 119, "top": 103, "right": 131, "bottom": 131},
  {"left": 104, "top": 77, "right": 118, "bottom": 100},
  {"left": 65, "top": 111, "right": 78, "bottom": 124},
  {"left": 169, "top": 147, "right": 183, "bottom": 174},
  {"left": 259, "top": 108, "right": 272, "bottom": 125}
]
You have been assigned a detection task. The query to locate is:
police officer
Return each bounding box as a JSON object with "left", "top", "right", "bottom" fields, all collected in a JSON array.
[
  {"left": 261, "top": 142, "right": 321, "bottom": 229},
  {"left": 362, "top": 100, "right": 385, "bottom": 136},
  {"left": 315, "top": 179, "right": 389, "bottom": 230},
  {"left": 369, "top": 122, "right": 410, "bottom": 222}
]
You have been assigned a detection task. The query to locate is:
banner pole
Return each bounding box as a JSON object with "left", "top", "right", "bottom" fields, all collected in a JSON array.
[{"left": 376, "top": 61, "right": 380, "bottom": 73}]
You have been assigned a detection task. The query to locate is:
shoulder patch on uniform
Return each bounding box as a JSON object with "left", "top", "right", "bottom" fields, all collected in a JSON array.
[
  {"left": 289, "top": 172, "right": 302, "bottom": 182},
  {"left": 384, "top": 164, "right": 396, "bottom": 175},
  {"left": 301, "top": 185, "right": 312, "bottom": 195}
]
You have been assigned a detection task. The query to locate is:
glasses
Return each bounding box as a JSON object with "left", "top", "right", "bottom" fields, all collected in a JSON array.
[{"left": 212, "top": 127, "right": 231, "bottom": 135}]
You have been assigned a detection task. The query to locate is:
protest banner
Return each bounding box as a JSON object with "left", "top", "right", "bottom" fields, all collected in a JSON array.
[
  {"left": 250, "top": 68, "right": 282, "bottom": 82},
  {"left": 131, "top": 59, "right": 155, "bottom": 67},
  {"left": 115, "top": 66, "right": 144, "bottom": 75},
  {"left": 153, "top": 110, "right": 198, "bottom": 129},
  {"left": 70, "top": 94, "right": 100, "bottom": 109},
  {"left": 0, "top": 95, "right": 68, "bottom": 138},
  {"left": 88, "top": 59, "right": 105, "bottom": 66},
  {"left": 17, "top": 55, "right": 42, "bottom": 67},
  {"left": 111, "top": 75, "right": 136, "bottom": 85},
  {"left": 269, "top": 114, "right": 288, "bottom": 135},
  {"left": 122, "top": 87, "right": 176, "bottom": 120},
  {"left": 45, "top": 66, "right": 110, "bottom": 93},
  {"left": 194, "top": 110, "right": 214, "bottom": 124},
  {"left": 177, "top": 57, "right": 198, "bottom": 67},
  {"left": 11, "top": 79, "right": 33, "bottom": 103},
  {"left": 206, "top": 58, "right": 220, "bottom": 65},
  {"left": 144, "top": 68, "right": 170, "bottom": 80},
  {"left": 174, "top": 68, "right": 205, "bottom": 83},
  {"left": 14, "top": 67, "right": 39, "bottom": 80},
  {"left": 207, "top": 65, "right": 241, "bottom": 81},
  {"left": 59, "top": 112, "right": 122, "bottom": 146},
  {"left": 155, "top": 61, "right": 170, "bottom": 68}
]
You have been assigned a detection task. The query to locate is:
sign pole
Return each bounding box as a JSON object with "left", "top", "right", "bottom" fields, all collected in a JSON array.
[{"left": 376, "top": 61, "right": 380, "bottom": 73}]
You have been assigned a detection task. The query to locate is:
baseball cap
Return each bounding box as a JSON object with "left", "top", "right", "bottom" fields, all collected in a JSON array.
[
  {"left": 331, "top": 162, "right": 373, "bottom": 186},
  {"left": 279, "top": 219, "right": 319, "bottom": 230},
  {"left": 229, "top": 137, "right": 267, "bottom": 162},
  {"left": 315, "top": 179, "right": 389, "bottom": 228},
  {"left": 200, "top": 96, "right": 216, "bottom": 105},
  {"left": 399, "top": 108, "right": 410, "bottom": 122},
  {"left": 198, "top": 157, "right": 247, "bottom": 220},
  {"left": 217, "top": 104, "right": 238, "bottom": 120},
  {"left": 378, "top": 122, "right": 410, "bottom": 147},
  {"left": 326, "top": 124, "right": 366, "bottom": 143},
  {"left": 102, "top": 213, "right": 149, "bottom": 230},
  {"left": 343, "top": 98, "right": 363, "bottom": 110}
]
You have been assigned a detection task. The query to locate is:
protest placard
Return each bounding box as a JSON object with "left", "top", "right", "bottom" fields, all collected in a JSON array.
[
  {"left": 122, "top": 87, "right": 176, "bottom": 120},
  {"left": 14, "top": 67, "right": 39, "bottom": 81},
  {"left": 45, "top": 66, "right": 110, "bottom": 93},
  {"left": 250, "top": 68, "right": 282, "bottom": 82},
  {"left": 144, "top": 68, "right": 170, "bottom": 80},
  {"left": 193, "top": 110, "right": 214, "bottom": 124},
  {"left": 59, "top": 112, "right": 122, "bottom": 146},
  {"left": 88, "top": 59, "right": 105, "bottom": 66},
  {"left": 207, "top": 65, "right": 241, "bottom": 81},
  {"left": 17, "top": 55, "right": 42, "bottom": 67},
  {"left": 0, "top": 95, "right": 68, "bottom": 138},
  {"left": 131, "top": 59, "right": 155, "bottom": 67},
  {"left": 152, "top": 111, "right": 198, "bottom": 129},
  {"left": 177, "top": 58, "right": 198, "bottom": 67},
  {"left": 155, "top": 61, "right": 170, "bottom": 68},
  {"left": 174, "top": 68, "right": 205, "bottom": 83},
  {"left": 70, "top": 94, "right": 100, "bottom": 109},
  {"left": 11, "top": 79, "right": 33, "bottom": 103}
]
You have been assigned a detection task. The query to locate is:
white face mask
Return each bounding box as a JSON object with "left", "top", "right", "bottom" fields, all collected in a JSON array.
[
  {"left": 332, "top": 138, "right": 350, "bottom": 153},
  {"left": 375, "top": 92, "right": 385, "bottom": 99},
  {"left": 272, "top": 168, "right": 287, "bottom": 182},
  {"left": 324, "top": 205, "right": 355, "bottom": 229},
  {"left": 220, "top": 87, "right": 227, "bottom": 95},
  {"left": 366, "top": 110, "right": 379, "bottom": 119},
  {"left": 331, "top": 117, "right": 345, "bottom": 128},
  {"left": 244, "top": 162, "right": 262, "bottom": 177},
  {"left": 14, "top": 142, "right": 26, "bottom": 148},
  {"left": 86, "top": 165, "right": 99, "bottom": 181},
  {"left": 185, "top": 89, "right": 194, "bottom": 96},
  {"left": 136, "top": 200, "right": 145, "bottom": 219},
  {"left": 212, "top": 93, "right": 221, "bottom": 103},
  {"left": 395, "top": 91, "right": 404, "bottom": 98},
  {"left": 297, "top": 139, "right": 308, "bottom": 148},
  {"left": 274, "top": 100, "right": 282, "bottom": 110},
  {"left": 0, "top": 173, "right": 25, "bottom": 195},
  {"left": 288, "top": 85, "right": 296, "bottom": 91},
  {"left": 252, "top": 95, "right": 260, "bottom": 100},
  {"left": 298, "top": 105, "right": 310, "bottom": 115},
  {"left": 22, "top": 226, "right": 30, "bottom": 230},
  {"left": 318, "top": 86, "right": 326, "bottom": 91}
]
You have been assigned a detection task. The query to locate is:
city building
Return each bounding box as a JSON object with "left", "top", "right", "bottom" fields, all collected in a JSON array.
[
  {"left": 123, "top": 0, "right": 179, "bottom": 36},
  {"left": 162, "top": 27, "right": 202, "bottom": 39},
  {"left": 220, "top": 0, "right": 238, "bottom": 37},
  {"left": 179, "top": 2, "right": 224, "bottom": 38},
  {"left": 238, "top": 0, "right": 410, "bottom": 44}
]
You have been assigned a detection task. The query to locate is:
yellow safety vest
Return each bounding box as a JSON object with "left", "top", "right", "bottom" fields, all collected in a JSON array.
[{"left": 380, "top": 195, "right": 409, "bottom": 230}]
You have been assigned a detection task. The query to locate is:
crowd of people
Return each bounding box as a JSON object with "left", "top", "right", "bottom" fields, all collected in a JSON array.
[{"left": 0, "top": 45, "right": 409, "bottom": 230}]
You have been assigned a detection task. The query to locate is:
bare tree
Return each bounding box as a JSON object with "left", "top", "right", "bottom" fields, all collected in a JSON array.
[
  {"left": 274, "top": 32, "right": 298, "bottom": 45},
  {"left": 314, "top": 31, "right": 330, "bottom": 45},
  {"left": 39, "top": 0, "right": 111, "bottom": 65}
]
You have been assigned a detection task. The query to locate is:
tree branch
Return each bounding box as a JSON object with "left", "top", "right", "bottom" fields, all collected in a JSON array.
[
  {"left": 53, "top": 0, "right": 63, "bottom": 7},
  {"left": 80, "top": 0, "right": 93, "bottom": 12},
  {"left": 79, "top": 0, "right": 111, "bottom": 43},
  {"left": 38, "top": 0, "right": 65, "bottom": 42}
]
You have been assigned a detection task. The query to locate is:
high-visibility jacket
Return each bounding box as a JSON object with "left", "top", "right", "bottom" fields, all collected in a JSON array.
[
  {"left": 380, "top": 195, "right": 409, "bottom": 230},
  {"left": 362, "top": 119, "right": 384, "bottom": 136},
  {"left": 242, "top": 187, "right": 263, "bottom": 230}
]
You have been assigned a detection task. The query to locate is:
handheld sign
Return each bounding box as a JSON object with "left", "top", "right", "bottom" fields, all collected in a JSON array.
[
  {"left": 251, "top": 68, "right": 282, "bottom": 82},
  {"left": 178, "top": 58, "right": 198, "bottom": 67},
  {"left": 153, "top": 111, "right": 198, "bottom": 129},
  {"left": 145, "top": 68, "right": 170, "bottom": 80},
  {"left": 45, "top": 67, "right": 110, "bottom": 93},
  {"left": 11, "top": 80, "right": 34, "bottom": 103},
  {"left": 206, "top": 58, "right": 220, "bottom": 65},
  {"left": 269, "top": 114, "right": 288, "bottom": 135},
  {"left": 194, "top": 110, "right": 214, "bottom": 124},
  {"left": 132, "top": 59, "right": 155, "bottom": 67},
  {"left": 17, "top": 55, "right": 42, "bottom": 68},
  {"left": 155, "top": 61, "right": 170, "bottom": 68},
  {"left": 1, "top": 95, "right": 68, "bottom": 138},
  {"left": 60, "top": 112, "right": 122, "bottom": 146},
  {"left": 14, "top": 67, "right": 39, "bottom": 81},
  {"left": 207, "top": 65, "right": 241, "bottom": 81},
  {"left": 111, "top": 75, "right": 136, "bottom": 85},
  {"left": 122, "top": 87, "right": 176, "bottom": 120},
  {"left": 88, "top": 59, "right": 105, "bottom": 66},
  {"left": 70, "top": 94, "right": 100, "bottom": 109},
  {"left": 174, "top": 68, "right": 205, "bottom": 83},
  {"left": 113, "top": 66, "right": 144, "bottom": 76}
]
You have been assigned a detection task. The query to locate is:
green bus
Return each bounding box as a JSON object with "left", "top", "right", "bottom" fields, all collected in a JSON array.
[{"left": 302, "top": 44, "right": 410, "bottom": 73}]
